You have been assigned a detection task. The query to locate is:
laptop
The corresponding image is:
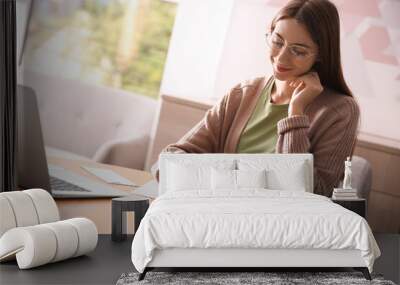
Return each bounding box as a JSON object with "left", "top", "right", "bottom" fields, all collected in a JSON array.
[{"left": 17, "top": 85, "right": 132, "bottom": 198}]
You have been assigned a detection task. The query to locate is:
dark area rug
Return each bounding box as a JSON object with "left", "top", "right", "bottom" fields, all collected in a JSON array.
[{"left": 116, "top": 271, "right": 396, "bottom": 285}]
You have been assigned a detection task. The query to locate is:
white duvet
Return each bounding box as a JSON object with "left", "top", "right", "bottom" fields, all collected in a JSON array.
[{"left": 131, "top": 190, "right": 380, "bottom": 273}]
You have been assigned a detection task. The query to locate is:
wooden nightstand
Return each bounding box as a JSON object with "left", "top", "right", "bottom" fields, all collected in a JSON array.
[{"left": 332, "top": 198, "right": 367, "bottom": 218}]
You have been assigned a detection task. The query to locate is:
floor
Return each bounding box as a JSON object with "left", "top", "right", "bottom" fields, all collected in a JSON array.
[
  {"left": 0, "top": 235, "right": 134, "bottom": 285},
  {"left": 374, "top": 234, "right": 400, "bottom": 284},
  {"left": 0, "top": 234, "right": 398, "bottom": 285}
]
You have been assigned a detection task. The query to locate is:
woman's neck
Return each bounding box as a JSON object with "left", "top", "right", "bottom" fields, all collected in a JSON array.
[{"left": 271, "top": 78, "right": 293, "bottom": 105}]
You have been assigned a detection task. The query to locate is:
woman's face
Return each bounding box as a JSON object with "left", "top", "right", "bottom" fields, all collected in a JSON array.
[{"left": 268, "top": 18, "right": 319, "bottom": 81}]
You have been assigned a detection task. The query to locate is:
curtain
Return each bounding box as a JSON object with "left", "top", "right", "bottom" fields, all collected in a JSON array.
[{"left": 0, "top": 0, "right": 17, "bottom": 192}]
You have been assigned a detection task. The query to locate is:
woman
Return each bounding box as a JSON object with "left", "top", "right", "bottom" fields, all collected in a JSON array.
[{"left": 153, "top": 0, "right": 360, "bottom": 197}]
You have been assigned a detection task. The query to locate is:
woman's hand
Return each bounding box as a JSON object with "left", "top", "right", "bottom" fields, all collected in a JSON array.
[{"left": 288, "top": 71, "right": 324, "bottom": 116}]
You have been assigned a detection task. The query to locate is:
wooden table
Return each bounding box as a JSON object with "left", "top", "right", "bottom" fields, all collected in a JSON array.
[{"left": 48, "top": 156, "right": 153, "bottom": 234}]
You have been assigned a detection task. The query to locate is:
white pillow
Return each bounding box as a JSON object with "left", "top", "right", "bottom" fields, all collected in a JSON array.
[
  {"left": 166, "top": 162, "right": 209, "bottom": 191},
  {"left": 236, "top": 169, "right": 267, "bottom": 188},
  {"left": 166, "top": 159, "right": 235, "bottom": 192},
  {"left": 211, "top": 168, "right": 267, "bottom": 190},
  {"left": 238, "top": 159, "right": 308, "bottom": 191},
  {"left": 211, "top": 168, "right": 236, "bottom": 190},
  {"left": 266, "top": 163, "right": 307, "bottom": 191}
]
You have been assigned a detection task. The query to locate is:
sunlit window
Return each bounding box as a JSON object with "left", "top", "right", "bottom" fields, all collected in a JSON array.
[{"left": 24, "top": 0, "right": 177, "bottom": 99}]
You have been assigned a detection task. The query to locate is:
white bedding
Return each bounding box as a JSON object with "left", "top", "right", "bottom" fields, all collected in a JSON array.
[{"left": 131, "top": 190, "right": 380, "bottom": 273}]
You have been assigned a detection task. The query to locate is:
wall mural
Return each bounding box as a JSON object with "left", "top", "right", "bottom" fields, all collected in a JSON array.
[{"left": 266, "top": 0, "right": 400, "bottom": 142}]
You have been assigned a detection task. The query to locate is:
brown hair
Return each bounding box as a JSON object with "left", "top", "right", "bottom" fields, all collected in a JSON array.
[{"left": 270, "top": 0, "right": 353, "bottom": 97}]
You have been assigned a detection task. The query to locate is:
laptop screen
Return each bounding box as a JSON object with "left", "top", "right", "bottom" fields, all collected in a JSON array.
[{"left": 17, "top": 85, "right": 51, "bottom": 193}]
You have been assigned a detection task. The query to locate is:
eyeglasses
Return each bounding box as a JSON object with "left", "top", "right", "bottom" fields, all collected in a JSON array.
[{"left": 265, "top": 33, "right": 317, "bottom": 60}]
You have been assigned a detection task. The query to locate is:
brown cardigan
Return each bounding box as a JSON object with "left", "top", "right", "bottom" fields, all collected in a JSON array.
[{"left": 155, "top": 75, "right": 360, "bottom": 197}]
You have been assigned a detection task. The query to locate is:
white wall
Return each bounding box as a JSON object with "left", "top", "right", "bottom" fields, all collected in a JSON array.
[
  {"left": 161, "top": 0, "right": 276, "bottom": 101},
  {"left": 160, "top": 0, "right": 235, "bottom": 100},
  {"left": 213, "top": 0, "right": 277, "bottom": 100}
]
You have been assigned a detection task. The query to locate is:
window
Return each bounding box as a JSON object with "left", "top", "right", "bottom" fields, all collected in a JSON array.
[{"left": 24, "top": 0, "right": 177, "bottom": 99}]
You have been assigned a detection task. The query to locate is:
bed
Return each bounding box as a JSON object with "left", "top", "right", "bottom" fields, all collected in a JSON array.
[{"left": 131, "top": 153, "right": 381, "bottom": 281}]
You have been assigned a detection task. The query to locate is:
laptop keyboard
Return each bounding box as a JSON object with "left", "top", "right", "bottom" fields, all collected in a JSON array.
[{"left": 50, "top": 176, "right": 91, "bottom": 192}]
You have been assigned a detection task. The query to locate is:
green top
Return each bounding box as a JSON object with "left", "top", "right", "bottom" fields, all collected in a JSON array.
[{"left": 236, "top": 77, "right": 289, "bottom": 153}]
